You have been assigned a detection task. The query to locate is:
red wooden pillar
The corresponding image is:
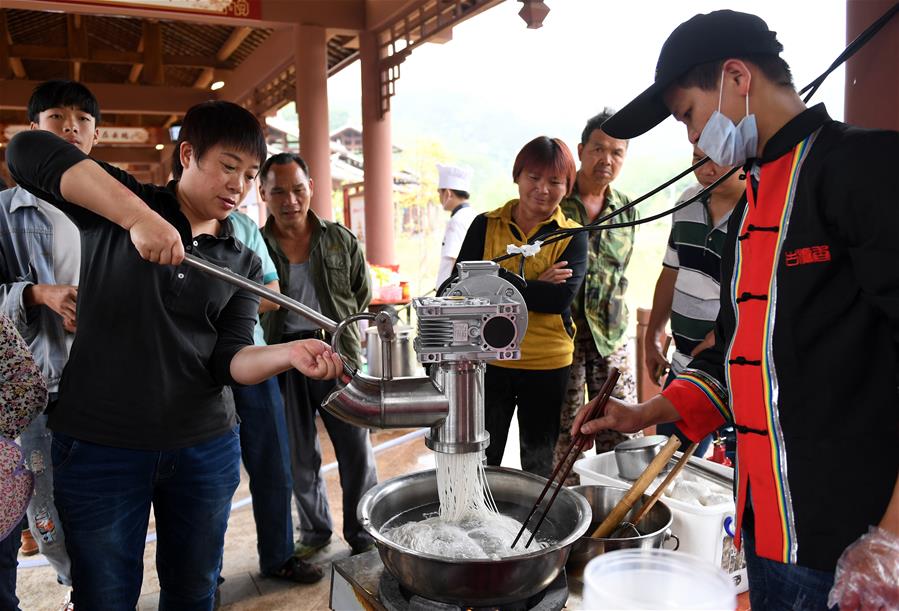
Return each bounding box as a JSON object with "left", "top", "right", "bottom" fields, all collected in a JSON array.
[
  {"left": 295, "top": 24, "right": 334, "bottom": 220},
  {"left": 845, "top": 0, "right": 899, "bottom": 130},
  {"left": 359, "top": 30, "right": 396, "bottom": 266}
]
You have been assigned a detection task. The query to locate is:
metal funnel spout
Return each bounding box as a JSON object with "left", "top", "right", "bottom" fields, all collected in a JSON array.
[{"left": 323, "top": 371, "right": 449, "bottom": 429}]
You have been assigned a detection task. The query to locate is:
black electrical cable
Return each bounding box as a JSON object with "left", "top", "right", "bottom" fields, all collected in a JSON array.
[
  {"left": 492, "top": 154, "right": 712, "bottom": 263},
  {"left": 588, "top": 166, "right": 741, "bottom": 231},
  {"left": 495, "top": 164, "right": 741, "bottom": 263},
  {"left": 492, "top": 1, "right": 899, "bottom": 266},
  {"left": 799, "top": 2, "right": 898, "bottom": 103}
]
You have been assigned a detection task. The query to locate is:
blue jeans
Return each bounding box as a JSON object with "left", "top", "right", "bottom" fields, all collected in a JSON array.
[
  {"left": 0, "top": 521, "right": 23, "bottom": 611},
  {"left": 743, "top": 528, "right": 836, "bottom": 611},
  {"left": 20, "top": 413, "right": 72, "bottom": 586},
  {"left": 52, "top": 428, "right": 241, "bottom": 611},
  {"left": 231, "top": 378, "right": 295, "bottom": 573}
]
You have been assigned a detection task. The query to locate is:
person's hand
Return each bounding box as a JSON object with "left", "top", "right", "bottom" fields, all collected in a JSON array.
[
  {"left": 538, "top": 261, "right": 573, "bottom": 284},
  {"left": 690, "top": 331, "right": 716, "bottom": 357},
  {"left": 644, "top": 333, "right": 670, "bottom": 384},
  {"left": 62, "top": 317, "right": 76, "bottom": 334},
  {"left": 289, "top": 339, "right": 344, "bottom": 380},
  {"left": 828, "top": 526, "right": 899, "bottom": 610},
  {"left": 26, "top": 284, "right": 77, "bottom": 322},
  {"left": 570, "top": 396, "right": 646, "bottom": 451},
  {"left": 128, "top": 209, "right": 184, "bottom": 265}
]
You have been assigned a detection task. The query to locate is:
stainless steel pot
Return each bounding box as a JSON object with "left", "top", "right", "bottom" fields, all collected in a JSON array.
[
  {"left": 366, "top": 324, "right": 418, "bottom": 378},
  {"left": 357, "top": 466, "right": 591, "bottom": 606},
  {"left": 614, "top": 434, "right": 670, "bottom": 480},
  {"left": 567, "top": 485, "right": 678, "bottom": 570}
]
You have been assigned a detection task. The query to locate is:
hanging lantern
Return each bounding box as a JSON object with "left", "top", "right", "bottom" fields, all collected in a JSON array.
[{"left": 518, "top": 0, "right": 550, "bottom": 29}]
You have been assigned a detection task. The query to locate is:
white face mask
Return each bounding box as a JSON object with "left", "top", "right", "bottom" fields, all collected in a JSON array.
[{"left": 697, "top": 71, "right": 758, "bottom": 166}]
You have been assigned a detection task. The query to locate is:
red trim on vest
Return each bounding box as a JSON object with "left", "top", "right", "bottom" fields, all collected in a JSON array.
[
  {"left": 662, "top": 379, "right": 725, "bottom": 440},
  {"left": 730, "top": 151, "right": 798, "bottom": 563}
]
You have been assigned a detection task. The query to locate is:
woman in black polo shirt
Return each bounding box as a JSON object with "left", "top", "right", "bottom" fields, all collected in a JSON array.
[{"left": 7, "top": 101, "right": 341, "bottom": 610}]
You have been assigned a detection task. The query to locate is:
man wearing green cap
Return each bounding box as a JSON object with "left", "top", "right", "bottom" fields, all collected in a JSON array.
[{"left": 574, "top": 10, "right": 899, "bottom": 610}]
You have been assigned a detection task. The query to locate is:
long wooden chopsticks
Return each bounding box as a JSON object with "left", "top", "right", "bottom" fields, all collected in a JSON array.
[
  {"left": 627, "top": 442, "right": 698, "bottom": 528},
  {"left": 590, "top": 435, "right": 681, "bottom": 538},
  {"left": 511, "top": 368, "right": 620, "bottom": 549}
]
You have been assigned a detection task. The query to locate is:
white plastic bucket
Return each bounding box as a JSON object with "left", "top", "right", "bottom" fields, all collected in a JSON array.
[{"left": 582, "top": 549, "right": 736, "bottom": 610}]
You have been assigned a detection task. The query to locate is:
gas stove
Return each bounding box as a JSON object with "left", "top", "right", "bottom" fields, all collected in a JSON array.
[{"left": 330, "top": 550, "right": 582, "bottom": 611}]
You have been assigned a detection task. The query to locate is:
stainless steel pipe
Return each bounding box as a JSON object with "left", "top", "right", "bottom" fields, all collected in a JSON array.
[
  {"left": 323, "top": 373, "right": 450, "bottom": 429},
  {"left": 182, "top": 253, "right": 339, "bottom": 333},
  {"left": 184, "top": 253, "right": 451, "bottom": 431},
  {"left": 426, "top": 361, "right": 490, "bottom": 454}
]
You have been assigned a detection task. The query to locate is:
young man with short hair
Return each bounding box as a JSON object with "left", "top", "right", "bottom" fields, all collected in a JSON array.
[
  {"left": 576, "top": 10, "right": 899, "bottom": 610},
  {"left": 7, "top": 100, "right": 342, "bottom": 610},
  {"left": 0, "top": 79, "right": 101, "bottom": 606}
]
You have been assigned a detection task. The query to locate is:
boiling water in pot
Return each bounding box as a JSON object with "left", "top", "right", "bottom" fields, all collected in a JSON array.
[{"left": 382, "top": 453, "right": 551, "bottom": 559}]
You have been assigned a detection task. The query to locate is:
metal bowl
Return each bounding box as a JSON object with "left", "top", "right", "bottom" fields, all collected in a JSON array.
[
  {"left": 357, "top": 466, "right": 591, "bottom": 606},
  {"left": 614, "top": 434, "right": 670, "bottom": 480},
  {"left": 567, "top": 485, "right": 677, "bottom": 570}
]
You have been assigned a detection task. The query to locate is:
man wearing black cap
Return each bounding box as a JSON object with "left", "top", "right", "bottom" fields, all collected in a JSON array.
[{"left": 574, "top": 10, "right": 899, "bottom": 611}]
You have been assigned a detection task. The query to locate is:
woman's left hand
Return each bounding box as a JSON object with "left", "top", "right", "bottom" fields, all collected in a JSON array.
[
  {"left": 538, "top": 260, "right": 573, "bottom": 284},
  {"left": 289, "top": 340, "right": 344, "bottom": 380}
]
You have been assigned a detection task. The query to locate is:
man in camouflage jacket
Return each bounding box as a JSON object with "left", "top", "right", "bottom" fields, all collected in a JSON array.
[{"left": 554, "top": 110, "right": 638, "bottom": 480}]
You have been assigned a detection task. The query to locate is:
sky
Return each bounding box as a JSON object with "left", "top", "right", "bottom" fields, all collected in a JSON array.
[{"left": 325, "top": 0, "right": 848, "bottom": 192}]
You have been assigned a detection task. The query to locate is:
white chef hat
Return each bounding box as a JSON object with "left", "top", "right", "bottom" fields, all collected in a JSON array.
[{"left": 436, "top": 163, "right": 473, "bottom": 192}]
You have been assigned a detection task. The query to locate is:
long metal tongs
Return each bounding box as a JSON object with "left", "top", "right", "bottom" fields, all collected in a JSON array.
[{"left": 511, "top": 368, "right": 620, "bottom": 549}]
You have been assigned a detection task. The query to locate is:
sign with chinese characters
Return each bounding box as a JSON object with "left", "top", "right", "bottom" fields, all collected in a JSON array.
[
  {"left": 2, "top": 125, "right": 161, "bottom": 145},
  {"left": 63, "top": 0, "right": 261, "bottom": 20}
]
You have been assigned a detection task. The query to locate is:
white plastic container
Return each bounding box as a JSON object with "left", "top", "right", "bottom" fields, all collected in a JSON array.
[
  {"left": 582, "top": 549, "right": 737, "bottom": 610},
  {"left": 574, "top": 450, "right": 748, "bottom": 593}
]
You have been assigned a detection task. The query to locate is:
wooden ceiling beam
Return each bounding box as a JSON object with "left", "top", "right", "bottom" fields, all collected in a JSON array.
[
  {"left": 0, "top": 80, "right": 215, "bottom": 115},
  {"left": 128, "top": 36, "right": 144, "bottom": 84},
  {"left": 66, "top": 14, "right": 88, "bottom": 59},
  {"left": 7, "top": 44, "right": 232, "bottom": 69},
  {"left": 141, "top": 21, "right": 164, "bottom": 85},
  {"left": 66, "top": 14, "right": 89, "bottom": 81},
  {"left": 217, "top": 26, "right": 253, "bottom": 62},
  {"left": 0, "top": 11, "right": 25, "bottom": 79},
  {"left": 217, "top": 26, "right": 293, "bottom": 106},
  {"left": 190, "top": 25, "right": 252, "bottom": 92},
  {"left": 0, "top": 11, "right": 13, "bottom": 80},
  {"left": 2, "top": 0, "right": 366, "bottom": 29}
]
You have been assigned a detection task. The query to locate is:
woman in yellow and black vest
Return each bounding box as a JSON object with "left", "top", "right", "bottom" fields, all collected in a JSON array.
[{"left": 455, "top": 137, "right": 587, "bottom": 477}]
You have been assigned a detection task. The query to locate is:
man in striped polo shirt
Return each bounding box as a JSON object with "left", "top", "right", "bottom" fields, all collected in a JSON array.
[{"left": 644, "top": 145, "right": 744, "bottom": 454}]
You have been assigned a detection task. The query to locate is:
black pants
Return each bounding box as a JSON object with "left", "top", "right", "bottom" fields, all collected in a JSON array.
[
  {"left": 278, "top": 368, "right": 378, "bottom": 549},
  {"left": 484, "top": 364, "right": 571, "bottom": 478}
]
